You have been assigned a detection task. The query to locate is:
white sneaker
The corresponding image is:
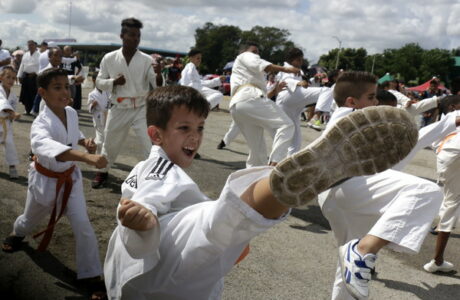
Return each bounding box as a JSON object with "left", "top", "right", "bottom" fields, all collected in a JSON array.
[
  {"left": 339, "top": 239, "right": 377, "bottom": 299},
  {"left": 270, "top": 106, "right": 418, "bottom": 207},
  {"left": 423, "top": 259, "right": 454, "bottom": 273}
]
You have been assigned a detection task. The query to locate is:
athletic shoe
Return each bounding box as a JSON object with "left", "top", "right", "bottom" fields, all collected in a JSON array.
[
  {"left": 270, "top": 106, "right": 418, "bottom": 207},
  {"left": 423, "top": 259, "right": 454, "bottom": 273},
  {"left": 429, "top": 225, "right": 438, "bottom": 235},
  {"left": 9, "top": 167, "right": 18, "bottom": 179},
  {"left": 310, "top": 119, "right": 325, "bottom": 131},
  {"left": 217, "top": 140, "right": 226, "bottom": 150},
  {"left": 91, "top": 172, "right": 108, "bottom": 189},
  {"left": 339, "top": 239, "right": 377, "bottom": 299}
]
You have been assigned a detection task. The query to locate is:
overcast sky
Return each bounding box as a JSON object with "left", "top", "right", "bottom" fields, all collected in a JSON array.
[{"left": 1, "top": 0, "right": 459, "bottom": 63}]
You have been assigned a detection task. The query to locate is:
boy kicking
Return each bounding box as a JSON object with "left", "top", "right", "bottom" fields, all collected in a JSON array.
[
  {"left": 318, "top": 71, "right": 444, "bottom": 299},
  {"left": 104, "top": 85, "right": 418, "bottom": 299}
]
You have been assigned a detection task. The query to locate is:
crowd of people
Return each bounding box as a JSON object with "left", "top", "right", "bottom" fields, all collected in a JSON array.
[{"left": 0, "top": 17, "right": 459, "bottom": 300}]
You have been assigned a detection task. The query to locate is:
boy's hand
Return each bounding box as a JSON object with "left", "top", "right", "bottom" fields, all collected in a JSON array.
[
  {"left": 297, "top": 80, "right": 309, "bottom": 88},
  {"left": 118, "top": 199, "right": 157, "bottom": 231},
  {"left": 85, "top": 154, "right": 108, "bottom": 169},
  {"left": 13, "top": 112, "right": 21, "bottom": 120},
  {"left": 6, "top": 110, "right": 16, "bottom": 120},
  {"left": 113, "top": 74, "right": 126, "bottom": 86},
  {"left": 83, "top": 138, "right": 97, "bottom": 154},
  {"left": 74, "top": 75, "right": 84, "bottom": 84}
]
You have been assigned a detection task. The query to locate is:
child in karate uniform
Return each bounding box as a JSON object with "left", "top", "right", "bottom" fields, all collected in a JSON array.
[
  {"left": 88, "top": 72, "right": 110, "bottom": 154},
  {"left": 0, "top": 66, "right": 21, "bottom": 178},
  {"left": 423, "top": 95, "right": 460, "bottom": 273},
  {"left": 318, "top": 71, "right": 448, "bottom": 300},
  {"left": 2, "top": 68, "right": 108, "bottom": 299},
  {"left": 104, "top": 85, "right": 418, "bottom": 300}
]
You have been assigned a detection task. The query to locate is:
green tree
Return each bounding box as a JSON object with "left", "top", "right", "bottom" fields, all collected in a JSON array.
[
  {"left": 194, "top": 22, "right": 242, "bottom": 73},
  {"left": 419, "top": 48, "right": 454, "bottom": 83},
  {"left": 318, "top": 47, "right": 367, "bottom": 71}
]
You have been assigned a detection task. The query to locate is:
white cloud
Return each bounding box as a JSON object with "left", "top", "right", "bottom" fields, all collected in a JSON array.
[
  {"left": 0, "top": 0, "right": 36, "bottom": 14},
  {"left": 0, "top": 0, "right": 459, "bottom": 64}
]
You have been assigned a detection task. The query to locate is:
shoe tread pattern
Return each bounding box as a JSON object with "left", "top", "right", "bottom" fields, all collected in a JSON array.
[{"left": 270, "top": 106, "right": 418, "bottom": 207}]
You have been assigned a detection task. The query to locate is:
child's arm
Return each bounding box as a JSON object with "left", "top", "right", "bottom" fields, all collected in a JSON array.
[
  {"left": 56, "top": 149, "right": 107, "bottom": 169},
  {"left": 118, "top": 199, "right": 157, "bottom": 231}
]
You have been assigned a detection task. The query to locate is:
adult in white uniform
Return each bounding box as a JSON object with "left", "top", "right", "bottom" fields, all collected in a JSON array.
[
  {"left": 275, "top": 48, "right": 329, "bottom": 155},
  {"left": 2, "top": 69, "right": 108, "bottom": 299},
  {"left": 316, "top": 72, "right": 447, "bottom": 300},
  {"left": 92, "top": 18, "right": 161, "bottom": 188},
  {"left": 179, "top": 48, "right": 224, "bottom": 110},
  {"left": 17, "top": 40, "right": 40, "bottom": 114},
  {"left": 229, "top": 42, "right": 298, "bottom": 167}
]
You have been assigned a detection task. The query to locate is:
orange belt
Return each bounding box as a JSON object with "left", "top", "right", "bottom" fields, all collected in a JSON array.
[
  {"left": 32, "top": 158, "right": 75, "bottom": 251},
  {"left": 235, "top": 244, "right": 250, "bottom": 265},
  {"left": 116, "top": 97, "right": 137, "bottom": 108},
  {"left": 436, "top": 132, "right": 458, "bottom": 154}
]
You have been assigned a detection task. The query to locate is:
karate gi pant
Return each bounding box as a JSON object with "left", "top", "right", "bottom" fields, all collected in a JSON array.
[
  {"left": 92, "top": 113, "right": 106, "bottom": 155},
  {"left": 230, "top": 96, "right": 294, "bottom": 167},
  {"left": 100, "top": 105, "right": 151, "bottom": 172},
  {"left": 105, "top": 167, "right": 287, "bottom": 300},
  {"left": 19, "top": 74, "right": 38, "bottom": 114},
  {"left": 1, "top": 124, "right": 19, "bottom": 166},
  {"left": 201, "top": 87, "right": 223, "bottom": 110},
  {"left": 277, "top": 88, "right": 319, "bottom": 155},
  {"left": 13, "top": 167, "right": 102, "bottom": 279},
  {"left": 318, "top": 169, "right": 442, "bottom": 300},
  {"left": 437, "top": 158, "right": 460, "bottom": 232},
  {"left": 222, "top": 120, "right": 240, "bottom": 146}
]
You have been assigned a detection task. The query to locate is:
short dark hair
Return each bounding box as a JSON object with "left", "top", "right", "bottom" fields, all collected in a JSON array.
[
  {"left": 146, "top": 86, "right": 210, "bottom": 129},
  {"left": 441, "top": 95, "right": 460, "bottom": 114},
  {"left": 41, "top": 41, "right": 48, "bottom": 47},
  {"left": 48, "top": 46, "right": 62, "bottom": 58},
  {"left": 333, "top": 71, "right": 378, "bottom": 107},
  {"left": 286, "top": 48, "right": 303, "bottom": 63},
  {"left": 379, "top": 80, "right": 391, "bottom": 90},
  {"left": 27, "top": 40, "right": 36, "bottom": 45},
  {"left": 376, "top": 90, "right": 397, "bottom": 106},
  {"left": 0, "top": 65, "right": 16, "bottom": 76},
  {"left": 239, "top": 41, "right": 259, "bottom": 53},
  {"left": 187, "top": 48, "right": 201, "bottom": 58},
  {"left": 37, "top": 68, "right": 68, "bottom": 89},
  {"left": 121, "top": 18, "right": 143, "bottom": 34}
]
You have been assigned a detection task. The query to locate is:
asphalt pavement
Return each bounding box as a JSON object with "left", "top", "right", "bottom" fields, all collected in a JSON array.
[{"left": 0, "top": 86, "right": 459, "bottom": 300}]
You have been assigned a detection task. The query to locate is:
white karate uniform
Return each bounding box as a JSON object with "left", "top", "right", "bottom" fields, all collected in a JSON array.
[
  {"left": 229, "top": 51, "right": 294, "bottom": 167},
  {"left": 222, "top": 120, "right": 240, "bottom": 146},
  {"left": 276, "top": 62, "right": 329, "bottom": 155},
  {"left": 0, "top": 85, "right": 19, "bottom": 166},
  {"left": 179, "top": 62, "right": 223, "bottom": 109},
  {"left": 318, "top": 106, "right": 446, "bottom": 300},
  {"left": 104, "top": 145, "right": 286, "bottom": 300},
  {"left": 96, "top": 48, "right": 157, "bottom": 172},
  {"left": 17, "top": 50, "right": 40, "bottom": 78},
  {"left": 12, "top": 105, "right": 102, "bottom": 279},
  {"left": 38, "top": 50, "right": 49, "bottom": 72},
  {"left": 314, "top": 83, "right": 336, "bottom": 113},
  {"left": 435, "top": 120, "right": 460, "bottom": 231},
  {"left": 87, "top": 88, "right": 110, "bottom": 154}
]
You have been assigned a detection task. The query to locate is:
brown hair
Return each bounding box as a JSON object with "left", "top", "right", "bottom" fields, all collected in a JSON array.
[
  {"left": 333, "top": 71, "right": 378, "bottom": 107},
  {"left": 146, "top": 86, "right": 210, "bottom": 129}
]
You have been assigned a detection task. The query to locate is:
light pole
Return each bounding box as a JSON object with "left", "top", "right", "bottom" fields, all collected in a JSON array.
[
  {"left": 332, "top": 36, "right": 342, "bottom": 70},
  {"left": 68, "top": 0, "right": 72, "bottom": 38}
]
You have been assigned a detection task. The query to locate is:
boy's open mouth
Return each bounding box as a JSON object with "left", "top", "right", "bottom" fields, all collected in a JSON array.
[{"left": 183, "top": 146, "right": 195, "bottom": 157}]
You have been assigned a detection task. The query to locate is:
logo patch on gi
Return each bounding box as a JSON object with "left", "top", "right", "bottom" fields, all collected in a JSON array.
[
  {"left": 125, "top": 175, "right": 137, "bottom": 188},
  {"left": 145, "top": 157, "right": 174, "bottom": 180}
]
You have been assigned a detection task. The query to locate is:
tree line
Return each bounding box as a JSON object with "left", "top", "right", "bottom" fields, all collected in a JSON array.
[{"left": 193, "top": 23, "right": 459, "bottom": 86}]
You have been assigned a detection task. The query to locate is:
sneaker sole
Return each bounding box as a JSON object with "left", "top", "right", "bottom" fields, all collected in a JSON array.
[
  {"left": 338, "top": 243, "right": 365, "bottom": 300},
  {"left": 270, "top": 106, "right": 418, "bottom": 207}
]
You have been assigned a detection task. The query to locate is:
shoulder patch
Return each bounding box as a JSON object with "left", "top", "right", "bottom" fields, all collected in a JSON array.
[
  {"left": 125, "top": 175, "right": 137, "bottom": 188},
  {"left": 145, "top": 157, "right": 174, "bottom": 180}
]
